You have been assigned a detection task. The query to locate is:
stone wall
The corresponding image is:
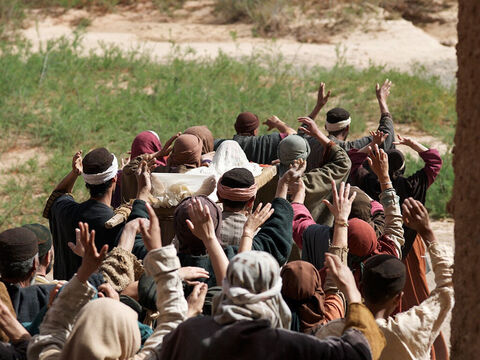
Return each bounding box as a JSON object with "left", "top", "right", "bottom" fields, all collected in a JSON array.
[{"left": 451, "top": 1, "right": 480, "bottom": 358}]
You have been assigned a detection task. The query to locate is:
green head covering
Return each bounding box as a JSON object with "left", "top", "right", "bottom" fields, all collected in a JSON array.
[
  {"left": 277, "top": 135, "right": 311, "bottom": 177},
  {"left": 22, "top": 224, "right": 52, "bottom": 258}
]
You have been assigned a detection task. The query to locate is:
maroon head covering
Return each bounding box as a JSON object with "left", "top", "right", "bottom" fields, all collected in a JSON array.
[
  {"left": 184, "top": 126, "right": 214, "bottom": 154},
  {"left": 347, "top": 218, "right": 378, "bottom": 257},
  {"left": 281, "top": 260, "right": 326, "bottom": 333},
  {"left": 130, "top": 131, "right": 166, "bottom": 166},
  {"left": 174, "top": 196, "right": 223, "bottom": 255},
  {"left": 234, "top": 112, "right": 259, "bottom": 135}
]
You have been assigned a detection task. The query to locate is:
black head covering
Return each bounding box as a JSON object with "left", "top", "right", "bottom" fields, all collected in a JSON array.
[
  {"left": 326, "top": 108, "right": 350, "bottom": 124},
  {"left": 22, "top": 224, "right": 52, "bottom": 258},
  {"left": 220, "top": 168, "right": 255, "bottom": 188},
  {"left": 82, "top": 147, "right": 114, "bottom": 175},
  {"left": 386, "top": 149, "right": 406, "bottom": 180},
  {"left": 362, "top": 254, "right": 406, "bottom": 304},
  {"left": 0, "top": 228, "right": 38, "bottom": 263},
  {"left": 301, "top": 224, "right": 332, "bottom": 270}
]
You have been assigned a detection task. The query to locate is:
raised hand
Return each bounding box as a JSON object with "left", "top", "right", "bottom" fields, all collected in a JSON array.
[
  {"left": 263, "top": 115, "right": 282, "bottom": 131},
  {"left": 68, "top": 228, "right": 85, "bottom": 257},
  {"left": 284, "top": 158, "right": 307, "bottom": 183},
  {"left": 289, "top": 177, "right": 306, "bottom": 204},
  {"left": 369, "top": 130, "right": 389, "bottom": 147},
  {"left": 155, "top": 132, "right": 181, "bottom": 159},
  {"left": 402, "top": 198, "right": 433, "bottom": 240},
  {"left": 179, "top": 266, "right": 210, "bottom": 286},
  {"left": 244, "top": 203, "right": 274, "bottom": 237},
  {"left": 324, "top": 253, "right": 361, "bottom": 304},
  {"left": 316, "top": 82, "right": 331, "bottom": 107},
  {"left": 76, "top": 222, "right": 109, "bottom": 283},
  {"left": 376, "top": 79, "right": 392, "bottom": 102},
  {"left": 187, "top": 283, "right": 208, "bottom": 318},
  {"left": 367, "top": 144, "right": 390, "bottom": 183},
  {"left": 393, "top": 134, "right": 428, "bottom": 153},
  {"left": 298, "top": 117, "right": 322, "bottom": 139},
  {"left": 186, "top": 197, "right": 217, "bottom": 245},
  {"left": 139, "top": 202, "right": 162, "bottom": 251},
  {"left": 48, "top": 281, "right": 67, "bottom": 308},
  {"left": 323, "top": 180, "right": 357, "bottom": 222},
  {"left": 136, "top": 160, "right": 152, "bottom": 200},
  {"left": 72, "top": 150, "right": 83, "bottom": 176}
]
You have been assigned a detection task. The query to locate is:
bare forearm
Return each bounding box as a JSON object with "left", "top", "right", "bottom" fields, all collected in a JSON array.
[
  {"left": 378, "top": 174, "right": 393, "bottom": 192},
  {"left": 308, "top": 103, "right": 323, "bottom": 120},
  {"left": 275, "top": 178, "right": 289, "bottom": 199},
  {"left": 275, "top": 122, "right": 296, "bottom": 135},
  {"left": 314, "top": 132, "right": 331, "bottom": 147},
  {"left": 331, "top": 225, "right": 348, "bottom": 248},
  {"left": 206, "top": 239, "right": 229, "bottom": 286},
  {"left": 410, "top": 141, "right": 429, "bottom": 153},
  {"left": 238, "top": 232, "right": 254, "bottom": 253},
  {"left": 378, "top": 97, "right": 389, "bottom": 115},
  {"left": 54, "top": 170, "right": 79, "bottom": 193}
]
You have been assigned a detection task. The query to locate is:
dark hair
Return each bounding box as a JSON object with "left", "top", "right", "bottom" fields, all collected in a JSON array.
[
  {"left": 0, "top": 255, "right": 36, "bottom": 281},
  {"left": 361, "top": 254, "right": 406, "bottom": 305},
  {"left": 221, "top": 198, "right": 249, "bottom": 211},
  {"left": 86, "top": 179, "right": 114, "bottom": 198},
  {"left": 327, "top": 127, "right": 349, "bottom": 137}
]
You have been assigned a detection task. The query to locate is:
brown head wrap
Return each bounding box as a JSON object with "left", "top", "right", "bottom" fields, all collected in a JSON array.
[
  {"left": 169, "top": 134, "right": 202, "bottom": 168},
  {"left": 174, "top": 196, "right": 222, "bottom": 255},
  {"left": 349, "top": 186, "right": 373, "bottom": 225},
  {"left": 184, "top": 126, "right": 214, "bottom": 154},
  {"left": 281, "top": 260, "right": 326, "bottom": 332},
  {"left": 234, "top": 112, "right": 259, "bottom": 135},
  {"left": 22, "top": 223, "right": 52, "bottom": 258}
]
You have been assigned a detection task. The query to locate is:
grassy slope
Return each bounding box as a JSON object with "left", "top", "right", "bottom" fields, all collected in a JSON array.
[{"left": 0, "top": 38, "right": 455, "bottom": 228}]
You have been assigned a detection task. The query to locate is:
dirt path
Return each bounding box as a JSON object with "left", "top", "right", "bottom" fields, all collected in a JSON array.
[{"left": 22, "top": 6, "right": 457, "bottom": 85}]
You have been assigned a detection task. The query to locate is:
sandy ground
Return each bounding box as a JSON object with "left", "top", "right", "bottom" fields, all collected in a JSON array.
[{"left": 21, "top": 6, "right": 457, "bottom": 85}]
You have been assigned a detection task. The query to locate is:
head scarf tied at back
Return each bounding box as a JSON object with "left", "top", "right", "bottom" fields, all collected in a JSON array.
[
  {"left": 277, "top": 134, "right": 311, "bottom": 177},
  {"left": 325, "top": 108, "right": 351, "bottom": 132},
  {"left": 169, "top": 134, "right": 202, "bottom": 168},
  {"left": 130, "top": 130, "right": 165, "bottom": 166},
  {"left": 61, "top": 298, "right": 140, "bottom": 360},
  {"left": 386, "top": 149, "right": 406, "bottom": 180},
  {"left": 174, "top": 196, "right": 222, "bottom": 255},
  {"left": 82, "top": 147, "right": 118, "bottom": 185},
  {"left": 213, "top": 251, "right": 291, "bottom": 329},
  {"left": 234, "top": 112, "right": 259, "bottom": 136},
  {"left": 281, "top": 260, "right": 326, "bottom": 333},
  {"left": 184, "top": 126, "right": 214, "bottom": 154}
]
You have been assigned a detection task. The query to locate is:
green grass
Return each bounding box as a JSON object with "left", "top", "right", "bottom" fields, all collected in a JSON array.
[{"left": 0, "top": 37, "right": 455, "bottom": 229}]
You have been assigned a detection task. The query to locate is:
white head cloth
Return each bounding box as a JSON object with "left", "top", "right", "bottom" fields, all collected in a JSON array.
[
  {"left": 325, "top": 117, "right": 351, "bottom": 132},
  {"left": 213, "top": 251, "right": 291, "bottom": 329},
  {"left": 82, "top": 154, "right": 118, "bottom": 185}
]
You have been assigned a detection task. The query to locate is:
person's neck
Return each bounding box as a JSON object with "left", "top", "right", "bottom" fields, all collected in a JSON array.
[
  {"left": 330, "top": 133, "right": 347, "bottom": 141},
  {"left": 223, "top": 205, "right": 250, "bottom": 216},
  {"left": 366, "top": 302, "right": 389, "bottom": 320},
  {"left": 91, "top": 189, "right": 113, "bottom": 206},
  {"left": 36, "top": 265, "right": 48, "bottom": 278},
  {"left": 2, "top": 277, "right": 33, "bottom": 288}
]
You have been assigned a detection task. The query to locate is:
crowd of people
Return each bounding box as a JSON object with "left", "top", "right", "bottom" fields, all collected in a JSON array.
[{"left": 0, "top": 80, "right": 453, "bottom": 360}]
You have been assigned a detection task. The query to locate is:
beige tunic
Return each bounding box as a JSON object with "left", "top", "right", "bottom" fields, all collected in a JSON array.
[{"left": 315, "top": 241, "right": 454, "bottom": 360}]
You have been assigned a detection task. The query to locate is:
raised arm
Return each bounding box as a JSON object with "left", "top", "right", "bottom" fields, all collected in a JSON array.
[
  {"left": 135, "top": 203, "right": 188, "bottom": 359},
  {"left": 264, "top": 115, "right": 296, "bottom": 136},
  {"left": 308, "top": 82, "right": 331, "bottom": 120},
  {"left": 186, "top": 198, "right": 229, "bottom": 286},
  {"left": 393, "top": 135, "right": 443, "bottom": 187},
  {"left": 239, "top": 202, "right": 274, "bottom": 253},
  {"left": 28, "top": 223, "right": 107, "bottom": 360},
  {"left": 389, "top": 199, "right": 454, "bottom": 359},
  {"left": 53, "top": 151, "right": 83, "bottom": 193},
  {"left": 367, "top": 145, "right": 404, "bottom": 257}
]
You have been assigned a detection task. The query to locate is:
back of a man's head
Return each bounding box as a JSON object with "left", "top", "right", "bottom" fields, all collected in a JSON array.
[
  {"left": 82, "top": 147, "right": 117, "bottom": 198},
  {"left": 0, "top": 227, "right": 38, "bottom": 283},
  {"left": 217, "top": 168, "right": 256, "bottom": 211},
  {"left": 325, "top": 107, "right": 351, "bottom": 137},
  {"left": 361, "top": 254, "right": 406, "bottom": 305}
]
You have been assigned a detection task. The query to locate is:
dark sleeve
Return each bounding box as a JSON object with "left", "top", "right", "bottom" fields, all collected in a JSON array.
[
  {"left": 339, "top": 136, "right": 373, "bottom": 152},
  {"left": 235, "top": 133, "right": 283, "bottom": 164},
  {"left": 251, "top": 198, "right": 293, "bottom": 266},
  {"left": 47, "top": 194, "right": 77, "bottom": 221},
  {"left": 377, "top": 112, "right": 395, "bottom": 150},
  {"left": 115, "top": 200, "right": 149, "bottom": 259},
  {"left": 280, "top": 328, "right": 372, "bottom": 360},
  {"left": 0, "top": 340, "right": 29, "bottom": 360}
]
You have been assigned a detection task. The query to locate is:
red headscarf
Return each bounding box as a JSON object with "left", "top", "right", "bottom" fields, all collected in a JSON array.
[
  {"left": 130, "top": 131, "right": 166, "bottom": 166},
  {"left": 347, "top": 218, "right": 378, "bottom": 257}
]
